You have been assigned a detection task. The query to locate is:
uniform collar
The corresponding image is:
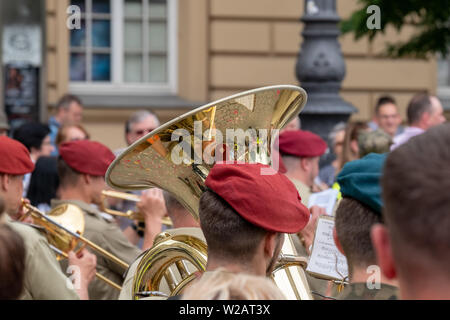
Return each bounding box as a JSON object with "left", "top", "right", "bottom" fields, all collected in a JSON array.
[{"left": 51, "top": 198, "right": 104, "bottom": 220}]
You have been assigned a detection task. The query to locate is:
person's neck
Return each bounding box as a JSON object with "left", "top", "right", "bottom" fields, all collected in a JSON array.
[
  {"left": 58, "top": 187, "right": 91, "bottom": 204},
  {"left": 400, "top": 283, "right": 450, "bottom": 300},
  {"left": 285, "top": 170, "right": 311, "bottom": 188},
  {"left": 206, "top": 256, "right": 265, "bottom": 276},
  {"left": 350, "top": 266, "right": 397, "bottom": 287}
]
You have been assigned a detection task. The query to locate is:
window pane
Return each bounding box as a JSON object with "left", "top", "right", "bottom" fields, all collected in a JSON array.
[
  {"left": 92, "top": 0, "right": 110, "bottom": 13},
  {"left": 148, "top": 55, "right": 166, "bottom": 82},
  {"left": 70, "top": 19, "right": 86, "bottom": 47},
  {"left": 148, "top": 22, "right": 166, "bottom": 52},
  {"left": 71, "top": 0, "right": 85, "bottom": 12},
  {"left": 70, "top": 53, "right": 86, "bottom": 81},
  {"left": 438, "top": 57, "right": 449, "bottom": 87},
  {"left": 92, "top": 20, "right": 111, "bottom": 48},
  {"left": 149, "top": 0, "right": 166, "bottom": 19},
  {"left": 92, "top": 54, "right": 111, "bottom": 81},
  {"left": 124, "top": 54, "right": 143, "bottom": 82},
  {"left": 125, "top": 0, "right": 142, "bottom": 16},
  {"left": 124, "top": 21, "right": 142, "bottom": 50}
]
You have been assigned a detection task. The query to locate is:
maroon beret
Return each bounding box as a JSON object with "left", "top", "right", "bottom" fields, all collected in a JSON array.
[
  {"left": 59, "top": 140, "right": 115, "bottom": 176},
  {"left": 279, "top": 130, "right": 327, "bottom": 158},
  {"left": 205, "top": 163, "right": 309, "bottom": 233},
  {"left": 0, "top": 136, "right": 34, "bottom": 175}
]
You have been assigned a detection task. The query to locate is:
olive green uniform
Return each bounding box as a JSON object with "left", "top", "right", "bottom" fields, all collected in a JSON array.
[
  {"left": 333, "top": 282, "right": 398, "bottom": 300},
  {"left": 52, "top": 199, "right": 142, "bottom": 300},
  {"left": 4, "top": 215, "right": 80, "bottom": 300},
  {"left": 119, "top": 227, "right": 205, "bottom": 300}
]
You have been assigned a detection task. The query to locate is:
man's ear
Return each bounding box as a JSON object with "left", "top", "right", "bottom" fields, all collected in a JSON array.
[
  {"left": 333, "top": 227, "right": 345, "bottom": 255},
  {"left": 300, "top": 157, "right": 309, "bottom": 172},
  {"left": 371, "top": 224, "right": 397, "bottom": 279},
  {"left": 0, "top": 174, "right": 10, "bottom": 192},
  {"left": 82, "top": 173, "right": 91, "bottom": 185},
  {"left": 263, "top": 232, "right": 278, "bottom": 258}
]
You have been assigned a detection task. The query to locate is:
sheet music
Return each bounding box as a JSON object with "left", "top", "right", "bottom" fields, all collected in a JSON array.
[
  {"left": 306, "top": 216, "right": 349, "bottom": 281},
  {"left": 308, "top": 188, "right": 338, "bottom": 215}
]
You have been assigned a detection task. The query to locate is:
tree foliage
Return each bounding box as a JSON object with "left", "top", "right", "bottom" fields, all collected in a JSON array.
[{"left": 341, "top": 0, "right": 450, "bottom": 58}]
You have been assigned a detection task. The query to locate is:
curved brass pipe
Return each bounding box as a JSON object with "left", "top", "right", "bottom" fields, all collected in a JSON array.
[{"left": 101, "top": 190, "right": 173, "bottom": 226}]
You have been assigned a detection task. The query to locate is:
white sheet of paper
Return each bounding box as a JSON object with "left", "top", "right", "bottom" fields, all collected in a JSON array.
[
  {"left": 308, "top": 188, "right": 338, "bottom": 215},
  {"left": 306, "top": 216, "right": 349, "bottom": 281}
]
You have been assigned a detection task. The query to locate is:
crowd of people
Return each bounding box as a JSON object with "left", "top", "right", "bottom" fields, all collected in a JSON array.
[{"left": 0, "top": 90, "right": 448, "bottom": 301}]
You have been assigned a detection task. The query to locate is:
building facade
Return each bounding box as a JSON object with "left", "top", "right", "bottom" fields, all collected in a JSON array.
[{"left": 1, "top": 0, "right": 448, "bottom": 150}]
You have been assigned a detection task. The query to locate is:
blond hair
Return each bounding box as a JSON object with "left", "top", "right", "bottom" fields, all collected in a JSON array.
[{"left": 182, "top": 269, "right": 286, "bottom": 300}]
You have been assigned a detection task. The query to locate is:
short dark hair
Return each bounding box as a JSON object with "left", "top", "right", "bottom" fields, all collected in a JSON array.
[
  {"left": 57, "top": 157, "right": 81, "bottom": 188},
  {"left": 0, "top": 224, "right": 26, "bottom": 300},
  {"left": 375, "top": 96, "right": 397, "bottom": 115},
  {"left": 199, "top": 190, "right": 268, "bottom": 262},
  {"left": 27, "top": 156, "right": 59, "bottom": 207},
  {"left": 406, "top": 93, "right": 432, "bottom": 125},
  {"left": 13, "top": 122, "right": 50, "bottom": 152},
  {"left": 56, "top": 94, "right": 82, "bottom": 110},
  {"left": 382, "top": 123, "right": 450, "bottom": 274},
  {"left": 335, "top": 197, "right": 382, "bottom": 276}
]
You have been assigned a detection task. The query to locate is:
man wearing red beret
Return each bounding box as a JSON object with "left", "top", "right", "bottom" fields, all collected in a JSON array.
[
  {"left": 0, "top": 136, "right": 96, "bottom": 300},
  {"left": 52, "top": 140, "right": 168, "bottom": 300},
  {"left": 184, "top": 163, "right": 310, "bottom": 297},
  {"left": 278, "top": 130, "right": 331, "bottom": 298}
]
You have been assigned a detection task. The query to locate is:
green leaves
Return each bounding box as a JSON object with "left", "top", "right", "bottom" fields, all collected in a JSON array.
[{"left": 340, "top": 0, "right": 450, "bottom": 58}]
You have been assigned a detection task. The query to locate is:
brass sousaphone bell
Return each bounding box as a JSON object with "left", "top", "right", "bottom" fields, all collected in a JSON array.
[{"left": 106, "top": 85, "right": 312, "bottom": 299}]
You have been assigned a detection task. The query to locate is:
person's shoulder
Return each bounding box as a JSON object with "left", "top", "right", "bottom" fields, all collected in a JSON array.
[{"left": 8, "top": 221, "right": 45, "bottom": 244}]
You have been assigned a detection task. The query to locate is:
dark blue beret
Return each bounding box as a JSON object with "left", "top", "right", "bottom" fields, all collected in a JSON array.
[{"left": 336, "top": 153, "right": 387, "bottom": 214}]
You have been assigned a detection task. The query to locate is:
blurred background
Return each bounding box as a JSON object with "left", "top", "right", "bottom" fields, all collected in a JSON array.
[{"left": 0, "top": 0, "right": 448, "bottom": 151}]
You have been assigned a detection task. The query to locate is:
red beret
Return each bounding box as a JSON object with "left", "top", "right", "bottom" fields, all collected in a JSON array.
[
  {"left": 59, "top": 140, "right": 115, "bottom": 176},
  {"left": 205, "top": 163, "right": 309, "bottom": 233},
  {"left": 279, "top": 130, "right": 327, "bottom": 158},
  {"left": 0, "top": 136, "right": 34, "bottom": 175}
]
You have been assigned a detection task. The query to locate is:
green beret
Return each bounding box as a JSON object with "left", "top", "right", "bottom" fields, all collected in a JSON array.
[{"left": 336, "top": 153, "right": 387, "bottom": 214}]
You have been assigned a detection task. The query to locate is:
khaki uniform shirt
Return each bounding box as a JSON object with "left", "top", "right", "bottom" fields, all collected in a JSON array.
[
  {"left": 119, "top": 227, "right": 205, "bottom": 300},
  {"left": 333, "top": 282, "right": 398, "bottom": 300},
  {"left": 290, "top": 178, "right": 311, "bottom": 207},
  {"left": 5, "top": 216, "right": 80, "bottom": 300},
  {"left": 51, "top": 199, "right": 142, "bottom": 300}
]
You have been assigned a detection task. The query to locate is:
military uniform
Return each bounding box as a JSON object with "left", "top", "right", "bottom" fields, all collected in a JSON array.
[
  {"left": 290, "top": 178, "right": 311, "bottom": 207},
  {"left": 5, "top": 216, "right": 80, "bottom": 300},
  {"left": 332, "top": 282, "right": 398, "bottom": 300},
  {"left": 119, "top": 227, "right": 205, "bottom": 300},
  {"left": 52, "top": 199, "right": 142, "bottom": 300}
]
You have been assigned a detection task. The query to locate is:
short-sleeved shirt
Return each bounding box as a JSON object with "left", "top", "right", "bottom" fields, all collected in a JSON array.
[
  {"left": 333, "top": 282, "right": 398, "bottom": 300},
  {"left": 51, "top": 199, "right": 142, "bottom": 300},
  {"left": 5, "top": 216, "right": 80, "bottom": 300}
]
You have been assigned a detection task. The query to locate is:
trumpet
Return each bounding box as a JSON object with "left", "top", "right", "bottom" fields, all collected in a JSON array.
[
  {"left": 101, "top": 190, "right": 172, "bottom": 226},
  {"left": 21, "top": 200, "right": 129, "bottom": 290}
]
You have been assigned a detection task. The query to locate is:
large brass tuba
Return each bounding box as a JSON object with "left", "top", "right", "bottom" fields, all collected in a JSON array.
[{"left": 106, "top": 85, "right": 312, "bottom": 299}]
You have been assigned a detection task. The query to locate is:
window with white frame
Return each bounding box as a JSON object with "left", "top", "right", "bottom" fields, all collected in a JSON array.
[
  {"left": 69, "top": 0, "right": 177, "bottom": 95},
  {"left": 437, "top": 54, "right": 450, "bottom": 110}
]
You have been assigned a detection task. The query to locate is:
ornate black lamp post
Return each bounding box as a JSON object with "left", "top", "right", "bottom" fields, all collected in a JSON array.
[{"left": 296, "top": 0, "right": 357, "bottom": 143}]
